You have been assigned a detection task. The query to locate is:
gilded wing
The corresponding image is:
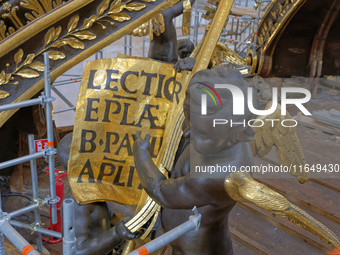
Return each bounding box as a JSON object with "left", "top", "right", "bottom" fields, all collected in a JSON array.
[
  {"left": 210, "top": 42, "right": 246, "bottom": 68},
  {"left": 225, "top": 172, "right": 340, "bottom": 248},
  {"left": 249, "top": 102, "right": 309, "bottom": 183}
]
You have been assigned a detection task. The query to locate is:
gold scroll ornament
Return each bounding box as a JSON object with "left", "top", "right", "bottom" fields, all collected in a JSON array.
[{"left": 68, "top": 57, "right": 191, "bottom": 205}]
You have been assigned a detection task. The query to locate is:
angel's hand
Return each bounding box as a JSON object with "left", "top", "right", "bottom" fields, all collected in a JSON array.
[
  {"left": 133, "top": 131, "right": 151, "bottom": 153},
  {"left": 116, "top": 218, "right": 144, "bottom": 240},
  {"left": 174, "top": 57, "right": 196, "bottom": 72}
]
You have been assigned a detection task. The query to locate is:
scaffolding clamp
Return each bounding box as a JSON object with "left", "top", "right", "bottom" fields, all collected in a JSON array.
[
  {"left": 39, "top": 92, "right": 56, "bottom": 108},
  {"left": 190, "top": 206, "right": 201, "bottom": 231},
  {"left": 44, "top": 148, "right": 57, "bottom": 158},
  {"left": 30, "top": 222, "right": 44, "bottom": 234},
  {"left": 31, "top": 198, "right": 45, "bottom": 210},
  {"left": 45, "top": 196, "right": 60, "bottom": 206},
  {"left": 0, "top": 212, "right": 9, "bottom": 225}
]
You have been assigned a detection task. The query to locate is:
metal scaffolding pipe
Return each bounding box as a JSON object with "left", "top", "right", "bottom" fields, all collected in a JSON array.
[
  {"left": 0, "top": 151, "right": 45, "bottom": 170},
  {"left": 129, "top": 35, "right": 132, "bottom": 55},
  {"left": 0, "top": 233, "right": 4, "bottom": 255},
  {"left": 53, "top": 107, "right": 76, "bottom": 114},
  {"left": 0, "top": 98, "right": 42, "bottom": 112},
  {"left": 44, "top": 52, "right": 58, "bottom": 224},
  {"left": 124, "top": 35, "right": 128, "bottom": 55},
  {"left": 0, "top": 221, "right": 40, "bottom": 255},
  {"left": 52, "top": 86, "right": 76, "bottom": 110},
  {"left": 53, "top": 79, "right": 81, "bottom": 86},
  {"left": 193, "top": 0, "right": 199, "bottom": 46},
  {"left": 28, "top": 134, "right": 43, "bottom": 251},
  {"left": 9, "top": 220, "right": 62, "bottom": 239},
  {"left": 9, "top": 202, "right": 46, "bottom": 219},
  {"left": 252, "top": 2, "right": 261, "bottom": 58},
  {"left": 63, "top": 199, "right": 76, "bottom": 255},
  {"left": 0, "top": 195, "right": 4, "bottom": 255},
  {"left": 128, "top": 209, "right": 201, "bottom": 255}
]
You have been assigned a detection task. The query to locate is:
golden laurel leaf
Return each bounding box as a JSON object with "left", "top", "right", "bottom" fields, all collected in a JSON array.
[
  {"left": 97, "top": 0, "right": 111, "bottom": 17},
  {"left": 68, "top": 38, "right": 85, "bottom": 49},
  {"left": 73, "top": 31, "right": 97, "bottom": 40},
  {"left": 0, "top": 71, "right": 5, "bottom": 85},
  {"left": 68, "top": 15, "right": 80, "bottom": 33},
  {"left": 54, "top": 26, "right": 62, "bottom": 41},
  {"left": 110, "top": 13, "right": 131, "bottom": 22},
  {"left": 109, "top": 0, "right": 122, "bottom": 10},
  {"left": 45, "top": 27, "right": 56, "bottom": 46},
  {"left": 5, "top": 74, "right": 11, "bottom": 84},
  {"left": 125, "top": 3, "right": 146, "bottom": 11},
  {"left": 23, "top": 54, "right": 35, "bottom": 66},
  {"left": 14, "top": 49, "right": 24, "bottom": 65},
  {"left": 48, "top": 51, "right": 66, "bottom": 60},
  {"left": 51, "top": 39, "right": 70, "bottom": 48},
  {"left": 108, "top": 3, "right": 126, "bottom": 14},
  {"left": 28, "top": 62, "right": 45, "bottom": 72},
  {"left": 141, "top": 0, "right": 156, "bottom": 2},
  {"left": 81, "top": 16, "right": 96, "bottom": 30},
  {"left": 0, "top": 90, "right": 10, "bottom": 99},
  {"left": 15, "top": 69, "right": 40, "bottom": 78}
]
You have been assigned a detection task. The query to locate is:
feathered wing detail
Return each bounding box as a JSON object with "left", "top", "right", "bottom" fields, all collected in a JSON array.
[
  {"left": 249, "top": 102, "right": 309, "bottom": 183},
  {"left": 210, "top": 42, "right": 247, "bottom": 68},
  {"left": 225, "top": 172, "right": 340, "bottom": 248}
]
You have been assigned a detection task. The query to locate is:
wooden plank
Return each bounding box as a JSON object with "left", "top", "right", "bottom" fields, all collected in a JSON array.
[
  {"left": 293, "top": 112, "right": 340, "bottom": 136},
  {"left": 229, "top": 206, "right": 323, "bottom": 255},
  {"left": 238, "top": 202, "right": 332, "bottom": 253},
  {"left": 312, "top": 178, "right": 340, "bottom": 193},
  {"left": 233, "top": 239, "right": 258, "bottom": 255},
  {"left": 231, "top": 229, "right": 271, "bottom": 255},
  {"left": 255, "top": 152, "right": 340, "bottom": 193}
]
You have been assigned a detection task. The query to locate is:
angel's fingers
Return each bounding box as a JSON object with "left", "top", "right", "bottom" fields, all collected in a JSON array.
[
  {"left": 145, "top": 134, "right": 151, "bottom": 141},
  {"left": 135, "top": 130, "right": 141, "bottom": 140}
]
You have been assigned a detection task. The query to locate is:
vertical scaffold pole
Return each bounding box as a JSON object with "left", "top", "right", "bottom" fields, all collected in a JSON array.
[
  {"left": 0, "top": 192, "right": 4, "bottom": 255},
  {"left": 252, "top": 1, "right": 261, "bottom": 58},
  {"left": 62, "top": 199, "right": 76, "bottom": 255},
  {"left": 43, "top": 52, "right": 58, "bottom": 224},
  {"left": 193, "top": 0, "right": 199, "bottom": 46},
  {"left": 28, "top": 134, "right": 43, "bottom": 251}
]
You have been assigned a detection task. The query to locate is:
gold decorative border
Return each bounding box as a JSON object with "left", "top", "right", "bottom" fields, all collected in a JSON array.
[
  {"left": 0, "top": 0, "right": 180, "bottom": 127},
  {"left": 250, "top": 0, "right": 307, "bottom": 75},
  {"left": 0, "top": 0, "right": 95, "bottom": 58},
  {"left": 0, "top": 0, "right": 148, "bottom": 90}
]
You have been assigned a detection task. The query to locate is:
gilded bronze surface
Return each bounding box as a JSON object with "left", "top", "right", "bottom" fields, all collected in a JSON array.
[
  {"left": 247, "top": 0, "right": 307, "bottom": 75},
  {"left": 225, "top": 172, "right": 340, "bottom": 248},
  {"left": 249, "top": 102, "right": 310, "bottom": 183},
  {"left": 125, "top": 0, "right": 235, "bottom": 237},
  {"left": 0, "top": 0, "right": 66, "bottom": 43},
  {"left": 0, "top": 0, "right": 180, "bottom": 127},
  {"left": 192, "top": 0, "right": 234, "bottom": 73},
  {"left": 181, "top": 0, "right": 190, "bottom": 36},
  {"left": 68, "top": 58, "right": 191, "bottom": 205},
  {"left": 210, "top": 42, "right": 246, "bottom": 67}
]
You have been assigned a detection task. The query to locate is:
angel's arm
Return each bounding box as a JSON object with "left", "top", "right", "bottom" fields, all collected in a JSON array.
[
  {"left": 133, "top": 132, "right": 227, "bottom": 209},
  {"left": 74, "top": 204, "right": 137, "bottom": 255}
]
